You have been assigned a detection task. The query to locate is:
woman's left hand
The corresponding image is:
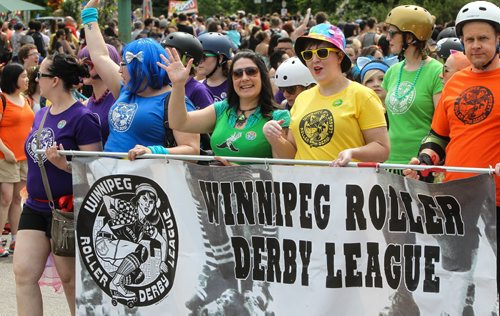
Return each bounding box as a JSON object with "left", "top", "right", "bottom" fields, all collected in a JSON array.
[
  {"left": 46, "top": 142, "right": 69, "bottom": 171},
  {"left": 128, "top": 144, "right": 152, "bottom": 161},
  {"left": 330, "top": 149, "right": 353, "bottom": 167}
]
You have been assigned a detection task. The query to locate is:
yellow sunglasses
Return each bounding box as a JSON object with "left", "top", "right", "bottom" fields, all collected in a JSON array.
[{"left": 301, "top": 47, "right": 340, "bottom": 61}]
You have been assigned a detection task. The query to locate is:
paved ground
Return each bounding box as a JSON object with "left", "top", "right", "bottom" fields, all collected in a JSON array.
[{"left": 0, "top": 234, "right": 70, "bottom": 316}]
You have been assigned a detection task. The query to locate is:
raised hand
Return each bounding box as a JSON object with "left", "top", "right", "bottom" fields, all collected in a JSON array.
[
  {"left": 84, "top": 0, "right": 99, "bottom": 9},
  {"left": 157, "top": 47, "right": 193, "bottom": 86}
]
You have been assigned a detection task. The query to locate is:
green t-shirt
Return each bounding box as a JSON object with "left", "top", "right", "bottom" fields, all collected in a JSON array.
[
  {"left": 382, "top": 58, "right": 443, "bottom": 164},
  {"left": 211, "top": 99, "right": 291, "bottom": 159}
]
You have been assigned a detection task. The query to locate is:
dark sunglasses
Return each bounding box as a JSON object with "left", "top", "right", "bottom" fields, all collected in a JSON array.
[
  {"left": 232, "top": 66, "right": 259, "bottom": 79},
  {"left": 200, "top": 53, "right": 217, "bottom": 62},
  {"left": 36, "top": 72, "right": 55, "bottom": 80},
  {"left": 301, "top": 47, "right": 340, "bottom": 62},
  {"left": 279, "top": 86, "right": 299, "bottom": 94},
  {"left": 387, "top": 29, "right": 402, "bottom": 38}
]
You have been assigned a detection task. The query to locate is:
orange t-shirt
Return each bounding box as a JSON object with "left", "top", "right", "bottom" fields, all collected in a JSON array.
[
  {"left": 432, "top": 67, "right": 500, "bottom": 205},
  {"left": 0, "top": 96, "right": 35, "bottom": 160}
]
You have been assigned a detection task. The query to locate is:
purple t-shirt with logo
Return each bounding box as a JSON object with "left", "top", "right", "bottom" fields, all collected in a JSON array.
[
  {"left": 185, "top": 77, "right": 214, "bottom": 109},
  {"left": 24, "top": 102, "right": 102, "bottom": 212},
  {"left": 87, "top": 91, "right": 116, "bottom": 145},
  {"left": 203, "top": 79, "right": 228, "bottom": 103}
]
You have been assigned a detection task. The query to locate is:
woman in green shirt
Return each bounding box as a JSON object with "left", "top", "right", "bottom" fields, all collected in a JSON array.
[{"left": 129, "top": 49, "right": 290, "bottom": 162}]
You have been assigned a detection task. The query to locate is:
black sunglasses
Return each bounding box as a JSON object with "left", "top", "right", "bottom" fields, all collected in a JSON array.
[
  {"left": 279, "top": 86, "right": 299, "bottom": 95},
  {"left": 36, "top": 72, "right": 55, "bottom": 80},
  {"left": 232, "top": 66, "right": 259, "bottom": 79},
  {"left": 387, "top": 29, "right": 402, "bottom": 38}
]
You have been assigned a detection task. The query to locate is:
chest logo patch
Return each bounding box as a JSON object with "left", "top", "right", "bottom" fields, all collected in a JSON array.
[
  {"left": 216, "top": 132, "right": 242, "bottom": 152},
  {"left": 110, "top": 102, "right": 138, "bottom": 132},
  {"left": 26, "top": 127, "right": 55, "bottom": 164},
  {"left": 454, "top": 86, "right": 493, "bottom": 125},
  {"left": 77, "top": 176, "right": 178, "bottom": 308},
  {"left": 299, "top": 109, "right": 334, "bottom": 148},
  {"left": 57, "top": 120, "right": 66, "bottom": 129},
  {"left": 386, "top": 81, "right": 417, "bottom": 114}
]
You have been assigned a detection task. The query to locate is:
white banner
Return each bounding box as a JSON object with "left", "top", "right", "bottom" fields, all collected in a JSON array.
[{"left": 73, "top": 158, "right": 497, "bottom": 316}]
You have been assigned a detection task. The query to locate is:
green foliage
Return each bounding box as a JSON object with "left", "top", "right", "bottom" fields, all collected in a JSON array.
[
  {"left": 60, "top": 0, "right": 82, "bottom": 20},
  {"left": 139, "top": 0, "right": 500, "bottom": 25}
]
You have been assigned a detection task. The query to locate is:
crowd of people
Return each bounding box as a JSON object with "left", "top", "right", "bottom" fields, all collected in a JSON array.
[{"left": 0, "top": 0, "right": 498, "bottom": 315}]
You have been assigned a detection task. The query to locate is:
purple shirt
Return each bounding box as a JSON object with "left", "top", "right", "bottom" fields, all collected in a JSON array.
[
  {"left": 274, "top": 90, "right": 285, "bottom": 104},
  {"left": 185, "top": 77, "right": 214, "bottom": 109},
  {"left": 24, "top": 102, "right": 102, "bottom": 212},
  {"left": 87, "top": 90, "right": 115, "bottom": 145},
  {"left": 203, "top": 79, "right": 228, "bottom": 103}
]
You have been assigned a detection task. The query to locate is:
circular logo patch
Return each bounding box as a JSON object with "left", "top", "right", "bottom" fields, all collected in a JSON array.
[
  {"left": 245, "top": 131, "right": 257, "bottom": 141},
  {"left": 77, "top": 175, "right": 178, "bottom": 308},
  {"left": 454, "top": 86, "right": 493, "bottom": 125},
  {"left": 57, "top": 120, "right": 67, "bottom": 129},
  {"left": 299, "top": 109, "right": 334, "bottom": 147},
  {"left": 386, "top": 81, "right": 417, "bottom": 115}
]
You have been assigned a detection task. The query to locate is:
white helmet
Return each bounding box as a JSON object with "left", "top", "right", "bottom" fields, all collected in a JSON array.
[
  {"left": 274, "top": 57, "right": 316, "bottom": 88},
  {"left": 455, "top": 1, "right": 500, "bottom": 37}
]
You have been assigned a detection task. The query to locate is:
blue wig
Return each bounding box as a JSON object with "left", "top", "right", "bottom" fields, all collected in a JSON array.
[{"left": 122, "top": 38, "right": 171, "bottom": 93}]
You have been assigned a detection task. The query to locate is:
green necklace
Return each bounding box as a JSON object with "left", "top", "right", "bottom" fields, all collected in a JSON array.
[{"left": 394, "top": 59, "right": 425, "bottom": 101}]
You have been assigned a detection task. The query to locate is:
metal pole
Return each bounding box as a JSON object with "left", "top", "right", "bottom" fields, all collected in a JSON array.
[
  {"left": 118, "top": 0, "right": 131, "bottom": 44},
  {"left": 36, "top": 150, "right": 497, "bottom": 175}
]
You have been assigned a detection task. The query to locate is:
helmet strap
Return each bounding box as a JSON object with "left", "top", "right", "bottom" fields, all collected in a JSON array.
[{"left": 206, "top": 55, "right": 221, "bottom": 79}]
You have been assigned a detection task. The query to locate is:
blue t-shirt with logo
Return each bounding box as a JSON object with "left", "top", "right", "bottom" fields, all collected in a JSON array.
[{"left": 104, "top": 87, "right": 195, "bottom": 153}]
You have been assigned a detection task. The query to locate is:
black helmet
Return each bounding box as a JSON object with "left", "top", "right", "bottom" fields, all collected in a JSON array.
[
  {"left": 197, "top": 32, "right": 234, "bottom": 60},
  {"left": 161, "top": 32, "right": 204, "bottom": 65},
  {"left": 436, "top": 27, "right": 457, "bottom": 41},
  {"left": 436, "top": 37, "right": 463, "bottom": 59}
]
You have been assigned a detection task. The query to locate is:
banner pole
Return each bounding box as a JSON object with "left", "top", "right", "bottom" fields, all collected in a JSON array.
[{"left": 36, "top": 150, "right": 497, "bottom": 175}]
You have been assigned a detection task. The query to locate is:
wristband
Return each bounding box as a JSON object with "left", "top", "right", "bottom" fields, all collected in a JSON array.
[
  {"left": 81, "top": 8, "right": 98, "bottom": 25},
  {"left": 147, "top": 145, "right": 169, "bottom": 155}
]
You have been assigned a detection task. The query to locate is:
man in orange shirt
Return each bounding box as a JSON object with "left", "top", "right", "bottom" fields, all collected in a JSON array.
[{"left": 405, "top": 1, "right": 500, "bottom": 314}]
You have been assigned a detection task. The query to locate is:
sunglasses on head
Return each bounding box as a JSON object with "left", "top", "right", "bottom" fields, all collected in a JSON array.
[
  {"left": 279, "top": 86, "right": 299, "bottom": 94},
  {"left": 301, "top": 47, "right": 340, "bottom": 62},
  {"left": 232, "top": 66, "right": 259, "bottom": 79}
]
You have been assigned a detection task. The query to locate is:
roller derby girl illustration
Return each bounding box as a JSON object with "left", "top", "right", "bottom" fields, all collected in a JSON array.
[{"left": 78, "top": 176, "right": 178, "bottom": 309}]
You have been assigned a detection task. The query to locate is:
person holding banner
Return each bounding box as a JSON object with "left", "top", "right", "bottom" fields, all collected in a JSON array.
[
  {"left": 157, "top": 48, "right": 288, "bottom": 314},
  {"left": 81, "top": 0, "right": 200, "bottom": 156},
  {"left": 14, "top": 53, "right": 102, "bottom": 316},
  {"left": 262, "top": 23, "right": 390, "bottom": 166},
  {"left": 404, "top": 1, "right": 500, "bottom": 314},
  {"left": 158, "top": 48, "right": 290, "bottom": 161}
]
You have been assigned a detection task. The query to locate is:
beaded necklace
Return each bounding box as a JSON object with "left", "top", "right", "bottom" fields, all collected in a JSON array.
[
  {"left": 394, "top": 60, "right": 425, "bottom": 101},
  {"left": 90, "top": 89, "right": 110, "bottom": 104}
]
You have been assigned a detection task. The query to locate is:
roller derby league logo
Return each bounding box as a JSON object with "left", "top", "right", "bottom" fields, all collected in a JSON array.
[
  {"left": 299, "top": 109, "right": 334, "bottom": 147},
  {"left": 77, "top": 175, "right": 178, "bottom": 308},
  {"left": 454, "top": 86, "right": 493, "bottom": 125}
]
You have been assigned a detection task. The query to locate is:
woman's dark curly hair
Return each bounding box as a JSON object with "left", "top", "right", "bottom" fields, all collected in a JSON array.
[
  {"left": 226, "top": 50, "right": 277, "bottom": 119},
  {"left": 45, "top": 53, "right": 89, "bottom": 91}
]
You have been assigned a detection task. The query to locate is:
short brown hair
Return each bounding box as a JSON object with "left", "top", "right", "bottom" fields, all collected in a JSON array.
[{"left": 18, "top": 44, "right": 37, "bottom": 64}]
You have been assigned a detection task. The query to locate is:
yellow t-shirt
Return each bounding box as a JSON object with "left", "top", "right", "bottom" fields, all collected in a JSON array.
[{"left": 290, "top": 82, "right": 386, "bottom": 161}]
